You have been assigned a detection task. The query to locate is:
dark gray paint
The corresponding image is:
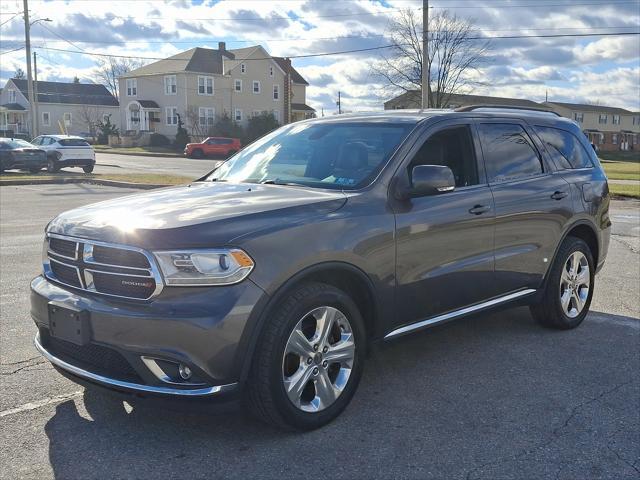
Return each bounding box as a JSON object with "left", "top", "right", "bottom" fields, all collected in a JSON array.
[{"left": 31, "top": 109, "right": 611, "bottom": 395}]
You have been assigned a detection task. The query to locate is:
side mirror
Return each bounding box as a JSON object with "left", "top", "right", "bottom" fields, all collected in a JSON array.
[{"left": 409, "top": 165, "right": 455, "bottom": 197}]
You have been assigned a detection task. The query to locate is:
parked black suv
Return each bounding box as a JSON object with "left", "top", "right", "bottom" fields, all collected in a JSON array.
[{"left": 31, "top": 107, "right": 610, "bottom": 430}]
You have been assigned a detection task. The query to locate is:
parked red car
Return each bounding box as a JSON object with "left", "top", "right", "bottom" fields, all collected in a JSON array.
[{"left": 184, "top": 137, "right": 241, "bottom": 158}]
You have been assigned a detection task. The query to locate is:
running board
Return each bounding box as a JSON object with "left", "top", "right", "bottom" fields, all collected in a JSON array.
[{"left": 384, "top": 289, "right": 537, "bottom": 340}]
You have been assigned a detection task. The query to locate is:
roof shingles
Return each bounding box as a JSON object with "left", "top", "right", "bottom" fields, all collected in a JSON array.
[{"left": 11, "top": 78, "right": 118, "bottom": 107}]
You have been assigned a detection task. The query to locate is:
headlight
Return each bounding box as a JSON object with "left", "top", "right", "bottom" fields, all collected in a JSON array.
[{"left": 153, "top": 249, "right": 254, "bottom": 286}]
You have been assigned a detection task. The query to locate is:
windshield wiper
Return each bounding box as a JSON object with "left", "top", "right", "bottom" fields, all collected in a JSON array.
[{"left": 260, "top": 179, "right": 306, "bottom": 187}]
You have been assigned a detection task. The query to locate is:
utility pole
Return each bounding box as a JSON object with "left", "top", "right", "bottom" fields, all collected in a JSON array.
[
  {"left": 23, "top": 0, "right": 36, "bottom": 138},
  {"left": 421, "top": 0, "right": 429, "bottom": 109},
  {"left": 336, "top": 91, "right": 342, "bottom": 114},
  {"left": 33, "top": 51, "right": 39, "bottom": 137}
]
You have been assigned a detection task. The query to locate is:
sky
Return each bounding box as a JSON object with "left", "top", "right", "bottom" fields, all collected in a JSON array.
[{"left": 0, "top": 0, "right": 639, "bottom": 113}]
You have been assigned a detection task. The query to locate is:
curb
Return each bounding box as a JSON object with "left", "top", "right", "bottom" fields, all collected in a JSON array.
[
  {"left": 94, "top": 149, "right": 182, "bottom": 159},
  {"left": 0, "top": 178, "right": 174, "bottom": 189}
]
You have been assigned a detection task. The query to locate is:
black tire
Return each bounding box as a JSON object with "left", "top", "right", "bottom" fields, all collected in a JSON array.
[
  {"left": 28, "top": 167, "right": 41, "bottom": 174},
  {"left": 246, "top": 282, "right": 366, "bottom": 431},
  {"left": 47, "top": 158, "right": 60, "bottom": 173},
  {"left": 530, "top": 236, "right": 595, "bottom": 329},
  {"left": 192, "top": 149, "right": 204, "bottom": 159},
  {"left": 83, "top": 165, "right": 95, "bottom": 174}
]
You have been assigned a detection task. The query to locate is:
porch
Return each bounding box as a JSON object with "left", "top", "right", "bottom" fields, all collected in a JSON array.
[
  {"left": 0, "top": 103, "right": 30, "bottom": 137},
  {"left": 125, "top": 100, "right": 161, "bottom": 133}
]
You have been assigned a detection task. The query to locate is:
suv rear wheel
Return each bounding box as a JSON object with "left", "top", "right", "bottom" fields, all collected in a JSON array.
[
  {"left": 83, "top": 165, "right": 94, "bottom": 174},
  {"left": 530, "top": 236, "right": 594, "bottom": 329},
  {"left": 191, "top": 149, "right": 204, "bottom": 159},
  {"left": 246, "top": 282, "right": 365, "bottom": 430}
]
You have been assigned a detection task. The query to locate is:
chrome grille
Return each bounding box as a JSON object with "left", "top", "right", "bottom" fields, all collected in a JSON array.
[{"left": 44, "top": 233, "right": 163, "bottom": 300}]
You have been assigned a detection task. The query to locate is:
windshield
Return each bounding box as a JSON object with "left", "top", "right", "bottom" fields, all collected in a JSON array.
[
  {"left": 0, "top": 139, "right": 34, "bottom": 149},
  {"left": 207, "top": 121, "right": 414, "bottom": 190}
]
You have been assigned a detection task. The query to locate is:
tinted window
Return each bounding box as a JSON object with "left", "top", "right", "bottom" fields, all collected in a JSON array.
[
  {"left": 58, "top": 138, "right": 90, "bottom": 147},
  {"left": 478, "top": 124, "right": 542, "bottom": 183},
  {"left": 210, "top": 122, "right": 413, "bottom": 190},
  {"left": 410, "top": 125, "right": 479, "bottom": 187},
  {"left": 534, "top": 126, "right": 593, "bottom": 170}
]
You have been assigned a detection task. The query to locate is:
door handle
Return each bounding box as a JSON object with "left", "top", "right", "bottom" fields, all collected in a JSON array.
[
  {"left": 468, "top": 204, "right": 491, "bottom": 215},
  {"left": 550, "top": 191, "right": 568, "bottom": 200}
]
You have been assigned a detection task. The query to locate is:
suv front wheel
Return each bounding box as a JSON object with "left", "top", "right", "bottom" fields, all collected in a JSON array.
[
  {"left": 530, "top": 236, "right": 594, "bottom": 329},
  {"left": 246, "top": 282, "right": 365, "bottom": 430}
]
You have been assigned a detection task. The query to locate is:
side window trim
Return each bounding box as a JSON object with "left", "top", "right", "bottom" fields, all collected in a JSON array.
[
  {"left": 392, "top": 119, "right": 488, "bottom": 190},
  {"left": 475, "top": 119, "right": 549, "bottom": 186}
]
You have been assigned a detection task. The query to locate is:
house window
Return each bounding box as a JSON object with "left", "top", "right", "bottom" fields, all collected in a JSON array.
[
  {"left": 126, "top": 79, "right": 137, "bottom": 96},
  {"left": 598, "top": 114, "right": 607, "bottom": 124},
  {"left": 633, "top": 116, "right": 640, "bottom": 126},
  {"left": 633, "top": 134, "right": 638, "bottom": 145},
  {"left": 574, "top": 112, "right": 584, "bottom": 123},
  {"left": 612, "top": 133, "right": 618, "bottom": 144},
  {"left": 164, "top": 75, "right": 177, "bottom": 95},
  {"left": 252, "top": 81, "right": 261, "bottom": 94},
  {"left": 63, "top": 112, "right": 72, "bottom": 126},
  {"left": 102, "top": 114, "right": 110, "bottom": 124},
  {"left": 272, "top": 109, "right": 280, "bottom": 123},
  {"left": 8, "top": 89, "right": 17, "bottom": 103},
  {"left": 234, "top": 79, "right": 242, "bottom": 92},
  {"left": 273, "top": 84, "right": 279, "bottom": 100},
  {"left": 612, "top": 114, "right": 620, "bottom": 125},
  {"left": 198, "top": 76, "right": 214, "bottom": 95},
  {"left": 165, "top": 107, "right": 178, "bottom": 125},
  {"left": 198, "top": 107, "right": 215, "bottom": 126},
  {"left": 269, "top": 66, "right": 273, "bottom": 77},
  {"left": 234, "top": 109, "right": 243, "bottom": 122},
  {"left": 240, "top": 63, "right": 246, "bottom": 74},
  {"left": 42, "top": 112, "right": 50, "bottom": 126}
]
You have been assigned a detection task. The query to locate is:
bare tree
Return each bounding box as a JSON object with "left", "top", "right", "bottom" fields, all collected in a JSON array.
[
  {"left": 185, "top": 106, "right": 208, "bottom": 138},
  {"left": 372, "top": 9, "right": 490, "bottom": 108},
  {"left": 14, "top": 68, "right": 25, "bottom": 79},
  {"left": 94, "top": 57, "right": 144, "bottom": 100},
  {"left": 79, "top": 104, "right": 105, "bottom": 137}
]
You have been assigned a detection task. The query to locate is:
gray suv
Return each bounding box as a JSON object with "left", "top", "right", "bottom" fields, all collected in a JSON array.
[{"left": 31, "top": 107, "right": 610, "bottom": 430}]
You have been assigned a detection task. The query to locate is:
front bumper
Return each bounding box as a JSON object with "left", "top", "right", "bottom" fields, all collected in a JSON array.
[
  {"left": 31, "top": 275, "right": 266, "bottom": 397},
  {"left": 58, "top": 158, "right": 95, "bottom": 167}
]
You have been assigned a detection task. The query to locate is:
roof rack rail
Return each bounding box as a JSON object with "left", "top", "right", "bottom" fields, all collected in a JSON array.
[{"left": 455, "top": 104, "right": 561, "bottom": 116}]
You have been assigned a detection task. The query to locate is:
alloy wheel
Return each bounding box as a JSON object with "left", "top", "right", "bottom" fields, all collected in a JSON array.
[
  {"left": 282, "top": 306, "right": 355, "bottom": 412},
  {"left": 560, "top": 251, "right": 590, "bottom": 318}
]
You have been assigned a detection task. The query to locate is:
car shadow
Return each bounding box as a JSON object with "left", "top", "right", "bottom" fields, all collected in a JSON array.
[{"left": 44, "top": 307, "right": 640, "bottom": 479}]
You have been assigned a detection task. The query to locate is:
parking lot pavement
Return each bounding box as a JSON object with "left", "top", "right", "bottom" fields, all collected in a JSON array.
[
  {"left": 1, "top": 184, "right": 638, "bottom": 480},
  {"left": 93, "top": 152, "right": 222, "bottom": 179}
]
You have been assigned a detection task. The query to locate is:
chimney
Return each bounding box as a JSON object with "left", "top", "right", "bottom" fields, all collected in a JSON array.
[{"left": 218, "top": 42, "right": 226, "bottom": 51}]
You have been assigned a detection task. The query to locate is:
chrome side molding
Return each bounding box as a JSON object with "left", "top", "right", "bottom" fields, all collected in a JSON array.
[
  {"left": 34, "top": 333, "right": 237, "bottom": 397},
  {"left": 384, "top": 289, "right": 537, "bottom": 340}
]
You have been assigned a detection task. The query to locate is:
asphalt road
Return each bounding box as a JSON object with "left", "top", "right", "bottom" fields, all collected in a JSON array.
[
  {"left": 1, "top": 184, "right": 638, "bottom": 480},
  {"left": 93, "top": 152, "right": 221, "bottom": 179}
]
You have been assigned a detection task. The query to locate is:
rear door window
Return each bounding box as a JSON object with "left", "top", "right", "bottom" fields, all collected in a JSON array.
[
  {"left": 478, "top": 123, "right": 543, "bottom": 183},
  {"left": 533, "top": 125, "right": 593, "bottom": 169},
  {"left": 58, "top": 138, "right": 90, "bottom": 147}
]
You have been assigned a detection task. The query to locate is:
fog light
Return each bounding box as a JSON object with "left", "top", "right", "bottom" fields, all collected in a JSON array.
[{"left": 178, "top": 364, "right": 192, "bottom": 380}]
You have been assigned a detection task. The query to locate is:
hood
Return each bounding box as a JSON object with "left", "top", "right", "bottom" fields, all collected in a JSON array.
[{"left": 47, "top": 181, "right": 347, "bottom": 248}]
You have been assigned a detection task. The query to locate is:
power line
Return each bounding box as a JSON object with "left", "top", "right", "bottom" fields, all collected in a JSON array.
[
  {"left": 0, "top": 11, "right": 21, "bottom": 26},
  {"left": 5, "top": 25, "right": 636, "bottom": 47},
  {"left": 434, "top": 0, "right": 639, "bottom": 7},
  {"left": 28, "top": 31, "right": 640, "bottom": 63}
]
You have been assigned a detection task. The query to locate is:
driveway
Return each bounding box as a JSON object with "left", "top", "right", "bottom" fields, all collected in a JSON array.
[{"left": 1, "top": 185, "right": 638, "bottom": 479}]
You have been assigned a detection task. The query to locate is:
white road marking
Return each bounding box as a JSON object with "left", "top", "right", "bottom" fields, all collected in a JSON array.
[{"left": 0, "top": 391, "right": 82, "bottom": 418}]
